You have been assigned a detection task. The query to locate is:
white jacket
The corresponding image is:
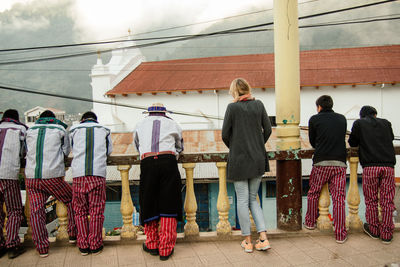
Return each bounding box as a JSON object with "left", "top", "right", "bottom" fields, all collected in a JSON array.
[
  {"left": 0, "top": 121, "right": 27, "bottom": 179},
  {"left": 25, "top": 121, "right": 70, "bottom": 179},
  {"left": 69, "top": 121, "right": 112, "bottom": 178},
  {"left": 134, "top": 115, "right": 183, "bottom": 157}
]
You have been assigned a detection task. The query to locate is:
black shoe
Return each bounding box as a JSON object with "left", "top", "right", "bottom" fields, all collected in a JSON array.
[
  {"left": 69, "top": 236, "right": 77, "bottom": 244},
  {"left": 363, "top": 223, "right": 379, "bottom": 239},
  {"left": 381, "top": 237, "right": 392, "bottom": 244},
  {"left": 8, "top": 245, "right": 26, "bottom": 259},
  {"left": 142, "top": 243, "right": 159, "bottom": 256},
  {"left": 160, "top": 249, "right": 174, "bottom": 261},
  {"left": 79, "top": 247, "right": 90, "bottom": 256},
  {"left": 0, "top": 247, "right": 7, "bottom": 258},
  {"left": 91, "top": 245, "right": 103, "bottom": 255}
]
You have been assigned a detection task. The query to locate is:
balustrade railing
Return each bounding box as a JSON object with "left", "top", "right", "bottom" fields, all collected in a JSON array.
[{"left": 7, "top": 146, "right": 400, "bottom": 242}]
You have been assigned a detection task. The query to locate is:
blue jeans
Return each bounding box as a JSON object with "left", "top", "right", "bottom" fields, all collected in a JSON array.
[{"left": 234, "top": 177, "right": 266, "bottom": 236}]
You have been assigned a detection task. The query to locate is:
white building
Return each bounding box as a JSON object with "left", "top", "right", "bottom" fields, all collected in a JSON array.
[
  {"left": 24, "top": 106, "right": 66, "bottom": 127},
  {"left": 90, "top": 42, "right": 400, "bottom": 177}
]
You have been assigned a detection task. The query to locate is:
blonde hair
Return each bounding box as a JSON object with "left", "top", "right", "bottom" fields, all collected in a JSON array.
[{"left": 229, "top": 78, "right": 252, "bottom": 100}]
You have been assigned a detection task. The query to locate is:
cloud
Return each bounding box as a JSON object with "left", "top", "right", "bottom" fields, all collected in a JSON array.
[
  {"left": 0, "top": 0, "right": 70, "bottom": 32},
  {"left": 70, "top": 0, "right": 272, "bottom": 42}
]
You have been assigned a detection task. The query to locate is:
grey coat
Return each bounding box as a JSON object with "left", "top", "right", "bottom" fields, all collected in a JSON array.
[{"left": 222, "top": 99, "right": 271, "bottom": 182}]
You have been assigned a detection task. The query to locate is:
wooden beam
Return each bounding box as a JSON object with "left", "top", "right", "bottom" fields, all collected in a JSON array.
[
  {"left": 122, "top": 94, "right": 128, "bottom": 97},
  {"left": 166, "top": 92, "right": 172, "bottom": 95},
  {"left": 151, "top": 92, "right": 157, "bottom": 95},
  {"left": 108, "top": 94, "right": 115, "bottom": 98},
  {"left": 136, "top": 93, "right": 142, "bottom": 96}
]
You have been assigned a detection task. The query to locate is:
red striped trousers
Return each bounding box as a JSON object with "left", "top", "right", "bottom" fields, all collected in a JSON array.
[
  {"left": 145, "top": 217, "right": 177, "bottom": 256},
  {"left": 72, "top": 176, "right": 106, "bottom": 250},
  {"left": 305, "top": 166, "right": 347, "bottom": 241},
  {"left": 362, "top": 166, "right": 395, "bottom": 240},
  {"left": 26, "top": 177, "right": 77, "bottom": 254},
  {"left": 0, "top": 179, "right": 23, "bottom": 248}
]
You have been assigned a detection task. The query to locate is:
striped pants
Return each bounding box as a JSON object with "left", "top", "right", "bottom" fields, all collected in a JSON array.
[
  {"left": 0, "top": 179, "right": 23, "bottom": 249},
  {"left": 145, "top": 217, "right": 177, "bottom": 256},
  {"left": 26, "top": 177, "right": 77, "bottom": 254},
  {"left": 72, "top": 176, "right": 106, "bottom": 250},
  {"left": 305, "top": 166, "right": 347, "bottom": 241},
  {"left": 363, "top": 166, "right": 395, "bottom": 240}
]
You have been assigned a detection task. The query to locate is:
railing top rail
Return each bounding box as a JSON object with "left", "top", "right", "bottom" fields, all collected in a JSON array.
[{"left": 19, "top": 146, "right": 400, "bottom": 167}]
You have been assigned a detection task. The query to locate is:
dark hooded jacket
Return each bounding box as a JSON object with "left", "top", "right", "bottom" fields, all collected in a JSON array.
[{"left": 348, "top": 106, "right": 395, "bottom": 168}]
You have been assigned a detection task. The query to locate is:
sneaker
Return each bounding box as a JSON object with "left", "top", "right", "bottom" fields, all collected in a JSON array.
[
  {"left": 91, "top": 245, "right": 103, "bottom": 255},
  {"left": 303, "top": 223, "right": 316, "bottom": 230},
  {"left": 363, "top": 223, "right": 379, "bottom": 240},
  {"left": 159, "top": 249, "right": 174, "bottom": 261},
  {"left": 240, "top": 240, "right": 253, "bottom": 253},
  {"left": 39, "top": 252, "right": 49, "bottom": 258},
  {"left": 336, "top": 236, "right": 347, "bottom": 244},
  {"left": 69, "top": 236, "right": 77, "bottom": 244},
  {"left": 0, "top": 247, "right": 7, "bottom": 258},
  {"left": 381, "top": 237, "right": 392, "bottom": 244},
  {"left": 8, "top": 245, "right": 26, "bottom": 259},
  {"left": 255, "top": 239, "right": 271, "bottom": 251},
  {"left": 142, "top": 243, "right": 159, "bottom": 256},
  {"left": 79, "top": 247, "right": 90, "bottom": 256}
]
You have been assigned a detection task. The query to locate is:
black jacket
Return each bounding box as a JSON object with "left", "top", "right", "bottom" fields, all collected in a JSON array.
[
  {"left": 309, "top": 109, "right": 347, "bottom": 164},
  {"left": 222, "top": 99, "right": 271, "bottom": 181},
  {"left": 348, "top": 116, "right": 395, "bottom": 168}
]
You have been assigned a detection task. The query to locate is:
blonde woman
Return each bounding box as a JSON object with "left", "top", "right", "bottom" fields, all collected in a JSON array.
[{"left": 222, "top": 78, "right": 272, "bottom": 253}]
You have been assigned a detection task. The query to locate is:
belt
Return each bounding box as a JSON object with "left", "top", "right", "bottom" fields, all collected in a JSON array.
[{"left": 141, "top": 151, "right": 176, "bottom": 160}]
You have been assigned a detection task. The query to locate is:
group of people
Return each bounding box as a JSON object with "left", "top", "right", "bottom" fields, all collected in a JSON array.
[
  {"left": 304, "top": 95, "right": 396, "bottom": 245},
  {"left": 0, "top": 78, "right": 397, "bottom": 261},
  {"left": 0, "top": 109, "right": 112, "bottom": 259},
  {"left": 0, "top": 103, "right": 183, "bottom": 261}
]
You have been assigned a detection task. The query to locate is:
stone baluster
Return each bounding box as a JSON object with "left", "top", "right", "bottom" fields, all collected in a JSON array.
[
  {"left": 317, "top": 183, "right": 332, "bottom": 230},
  {"left": 22, "top": 169, "right": 32, "bottom": 241},
  {"left": 118, "top": 165, "right": 136, "bottom": 239},
  {"left": 182, "top": 163, "right": 199, "bottom": 238},
  {"left": 346, "top": 157, "right": 363, "bottom": 231},
  {"left": 56, "top": 173, "right": 69, "bottom": 241},
  {"left": 216, "top": 162, "right": 231, "bottom": 236}
]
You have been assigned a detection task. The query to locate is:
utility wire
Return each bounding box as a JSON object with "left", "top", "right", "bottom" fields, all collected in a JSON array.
[
  {"left": 0, "top": 0, "right": 395, "bottom": 55},
  {"left": 0, "top": 84, "right": 224, "bottom": 120},
  {"left": 0, "top": 15, "right": 398, "bottom": 66}
]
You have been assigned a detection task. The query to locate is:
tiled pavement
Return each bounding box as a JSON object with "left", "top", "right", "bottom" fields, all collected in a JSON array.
[{"left": 1, "top": 232, "right": 399, "bottom": 267}]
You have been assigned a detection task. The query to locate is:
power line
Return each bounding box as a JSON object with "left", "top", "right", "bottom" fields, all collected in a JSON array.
[
  {"left": 0, "top": 0, "right": 395, "bottom": 56},
  {"left": 0, "top": 16, "right": 398, "bottom": 66},
  {"left": 0, "top": 83, "right": 224, "bottom": 120}
]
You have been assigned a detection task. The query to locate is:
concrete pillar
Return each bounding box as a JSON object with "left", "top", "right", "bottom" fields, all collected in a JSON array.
[
  {"left": 346, "top": 157, "right": 363, "bottom": 231},
  {"left": 183, "top": 163, "right": 200, "bottom": 238},
  {"left": 216, "top": 162, "right": 231, "bottom": 236},
  {"left": 118, "top": 165, "right": 137, "bottom": 239},
  {"left": 274, "top": 0, "right": 302, "bottom": 230}
]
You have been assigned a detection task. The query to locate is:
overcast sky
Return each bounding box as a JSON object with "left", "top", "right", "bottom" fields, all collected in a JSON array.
[{"left": 0, "top": 0, "right": 277, "bottom": 42}]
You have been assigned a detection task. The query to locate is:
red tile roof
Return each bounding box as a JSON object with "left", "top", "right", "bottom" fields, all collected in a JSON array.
[{"left": 107, "top": 45, "right": 400, "bottom": 95}]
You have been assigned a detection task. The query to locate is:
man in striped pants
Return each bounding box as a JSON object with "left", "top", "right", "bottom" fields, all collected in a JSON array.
[
  {"left": 0, "top": 109, "right": 27, "bottom": 259},
  {"left": 134, "top": 103, "right": 183, "bottom": 261},
  {"left": 25, "top": 110, "right": 77, "bottom": 257},
  {"left": 349, "top": 106, "right": 396, "bottom": 244},
  {"left": 305, "top": 95, "right": 348, "bottom": 243},
  {"left": 69, "top": 112, "right": 112, "bottom": 256}
]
